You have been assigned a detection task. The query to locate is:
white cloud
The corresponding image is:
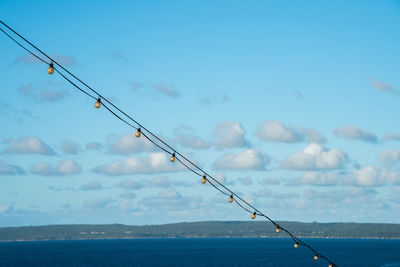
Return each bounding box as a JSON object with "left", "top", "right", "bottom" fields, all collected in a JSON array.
[
  {"left": 0, "top": 203, "right": 13, "bottom": 214},
  {"left": 0, "top": 160, "right": 24, "bottom": 175},
  {"left": 149, "top": 176, "right": 171, "bottom": 188},
  {"left": 18, "top": 83, "right": 68, "bottom": 103},
  {"left": 94, "top": 152, "right": 185, "bottom": 176},
  {"left": 210, "top": 173, "right": 234, "bottom": 185},
  {"left": 302, "top": 187, "right": 383, "bottom": 209},
  {"left": 31, "top": 160, "right": 82, "bottom": 176},
  {"left": 296, "top": 167, "right": 400, "bottom": 187},
  {"left": 173, "top": 125, "right": 211, "bottom": 150},
  {"left": 119, "top": 198, "right": 136, "bottom": 212},
  {"left": 303, "top": 128, "right": 326, "bottom": 143},
  {"left": 256, "top": 120, "right": 303, "bottom": 143},
  {"left": 281, "top": 143, "right": 348, "bottom": 171},
  {"left": 197, "top": 93, "right": 230, "bottom": 106},
  {"left": 213, "top": 149, "right": 270, "bottom": 171},
  {"left": 14, "top": 54, "right": 75, "bottom": 66},
  {"left": 253, "top": 188, "right": 271, "bottom": 197},
  {"left": 131, "top": 81, "right": 141, "bottom": 92},
  {"left": 370, "top": 79, "right": 397, "bottom": 94},
  {"left": 297, "top": 171, "right": 349, "bottom": 186},
  {"left": 380, "top": 150, "right": 400, "bottom": 167},
  {"left": 258, "top": 177, "right": 280, "bottom": 185},
  {"left": 237, "top": 177, "right": 253, "bottom": 185},
  {"left": 137, "top": 189, "right": 202, "bottom": 215},
  {"left": 119, "top": 191, "right": 136, "bottom": 199},
  {"left": 107, "top": 133, "right": 155, "bottom": 154},
  {"left": 334, "top": 126, "right": 378, "bottom": 143},
  {"left": 158, "top": 188, "right": 181, "bottom": 199},
  {"left": 109, "top": 51, "right": 129, "bottom": 63},
  {"left": 117, "top": 177, "right": 191, "bottom": 190},
  {"left": 4, "top": 136, "right": 55, "bottom": 155},
  {"left": 79, "top": 181, "right": 103, "bottom": 191},
  {"left": 118, "top": 179, "right": 145, "bottom": 190},
  {"left": 83, "top": 198, "right": 113, "bottom": 210},
  {"left": 153, "top": 82, "right": 181, "bottom": 98},
  {"left": 382, "top": 133, "right": 400, "bottom": 142},
  {"left": 86, "top": 142, "right": 102, "bottom": 150},
  {"left": 214, "top": 121, "right": 249, "bottom": 149},
  {"left": 148, "top": 176, "right": 191, "bottom": 188},
  {"left": 253, "top": 189, "right": 298, "bottom": 199},
  {"left": 354, "top": 166, "right": 381, "bottom": 186},
  {"left": 60, "top": 141, "right": 81, "bottom": 154},
  {"left": 354, "top": 167, "right": 400, "bottom": 186},
  {"left": 256, "top": 120, "right": 325, "bottom": 143}
]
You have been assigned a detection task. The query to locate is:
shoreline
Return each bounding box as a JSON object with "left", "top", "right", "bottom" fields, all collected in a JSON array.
[{"left": 2, "top": 236, "right": 400, "bottom": 243}]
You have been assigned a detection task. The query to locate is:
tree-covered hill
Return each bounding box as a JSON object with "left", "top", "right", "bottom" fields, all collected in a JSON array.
[{"left": 0, "top": 221, "right": 399, "bottom": 241}]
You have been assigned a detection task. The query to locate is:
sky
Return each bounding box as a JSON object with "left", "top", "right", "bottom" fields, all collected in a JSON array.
[{"left": 0, "top": 0, "right": 400, "bottom": 227}]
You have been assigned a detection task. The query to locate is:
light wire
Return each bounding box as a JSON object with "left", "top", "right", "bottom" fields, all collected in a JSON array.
[{"left": 0, "top": 19, "right": 337, "bottom": 267}]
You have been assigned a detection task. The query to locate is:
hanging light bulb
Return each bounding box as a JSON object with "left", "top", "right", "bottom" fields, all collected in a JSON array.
[
  {"left": 251, "top": 212, "right": 256, "bottom": 219},
  {"left": 314, "top": 255, "right": 319, "bottom": 261},
  {"left": 275, "top": 226, "right": 280, "bottom": 233},
  {"left": 169, "top": 152, "right": 175, "bottom": 162},
  {"left": 329, "top": 265, "right": 333, "bottom": 267},
  {"left": 94, "top": 98, "right": 101, "bottom": 109},
  {"left": 201, "top": 175, "right": 207, "bottom": 184},
  {"left": 47, "top": 62, "right": 54, "bottom": 74},
  {"left": 135, "top": 128, "right": 141, "bottom": 138},
  {"left": 294, "top": 242, "right": 299, "bottom": 248},
  {"left": 228, "top": 195, "right": 233, "bottom": 203}
]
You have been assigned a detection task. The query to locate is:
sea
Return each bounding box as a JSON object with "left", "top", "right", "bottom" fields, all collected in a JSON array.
[{"left": 0, "top": 238, "right": 399, "bottom": 267}]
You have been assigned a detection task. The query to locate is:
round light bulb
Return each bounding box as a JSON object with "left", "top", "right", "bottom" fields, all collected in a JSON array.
[
  {"left": 47, "top": 63, "right": 54, "bottom": 74},
  {"left": 135, "top": 128, "right": 141, "bottom": 138},
  {"left": 276, "top": 227, "right": 280, "bottom": 233},
  {"left": 169, "top": 153, "right": 175, "bottom": 162},
  {"left": 94, "top": 98, "right": 101, "bottom": 109},
  {"left": 228, "top": 195, "right": 233, "bottom": 203},
  {"left": 294, "top": 242, "right": 299, "bottom": 248},
  {"left": 329, "top": 265, "right": 333, "bottom": 267},
  {"left": 314, "top": 255, "right": 318, "bottom": 261},
  {"left": 201, "top": 175, "right": 207, "bottom": 184},
  {"left": 251, "top": 212, "right": 256, "bottom": 219}
]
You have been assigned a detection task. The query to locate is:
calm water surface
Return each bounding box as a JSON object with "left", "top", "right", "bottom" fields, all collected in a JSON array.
[{"left": 0, "top": 238, "right": 399, "bottom": 267}]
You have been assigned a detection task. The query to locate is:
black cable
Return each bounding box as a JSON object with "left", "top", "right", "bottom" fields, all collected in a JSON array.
[
  {"left": 0, "top": 27, "right": 48, "bottom": 65},
  {"left": 0, "top": 20, "right": 338, "bottom": 267},
  {"left": 54, "top": 68, "right": 97, "bottom": 100},
  {"left": 141, "top": 132, "right": 176, "bottom": 155},
  {"left": 0, "top": 19, "right": 280, "bottom": 223}
]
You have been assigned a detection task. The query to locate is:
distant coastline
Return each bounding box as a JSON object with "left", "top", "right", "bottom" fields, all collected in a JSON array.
[{"left": 1, "top": 221, "right": 399, "bottom": 242}]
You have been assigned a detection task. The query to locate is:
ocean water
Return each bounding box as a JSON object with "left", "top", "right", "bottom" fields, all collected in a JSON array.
[{"left": 0, "top": 238, "right": 399, "bottom": 267}]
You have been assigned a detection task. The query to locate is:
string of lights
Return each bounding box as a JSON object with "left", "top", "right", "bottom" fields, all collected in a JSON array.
[{"left": 0, "top": 19, "right": 337, "bottom": 267}]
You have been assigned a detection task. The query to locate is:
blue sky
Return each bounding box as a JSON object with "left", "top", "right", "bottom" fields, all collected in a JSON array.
[{"left": 0, "top": 0, "right": 400, "bottom": 226}]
